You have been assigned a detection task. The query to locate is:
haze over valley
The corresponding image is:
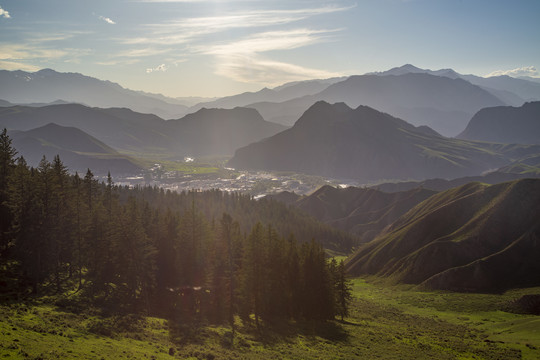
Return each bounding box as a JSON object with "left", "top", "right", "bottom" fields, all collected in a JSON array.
[{"left": 1, "top": 1, "right": 540, "bottom": 358}]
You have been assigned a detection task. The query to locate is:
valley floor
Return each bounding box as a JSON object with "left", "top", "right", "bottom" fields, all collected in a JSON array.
[{"left": 1, "top": 279, "right": 538, "bottom": 359}]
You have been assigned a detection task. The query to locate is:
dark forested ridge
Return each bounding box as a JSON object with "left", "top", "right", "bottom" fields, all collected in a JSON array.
[{"left": 0, "top": 129, "right": 354, "bottom": 324}]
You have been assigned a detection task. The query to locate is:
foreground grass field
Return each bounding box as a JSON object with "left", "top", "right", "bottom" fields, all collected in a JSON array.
[{"left": 1, "top": 279, "right": 538, "bottom": 359}]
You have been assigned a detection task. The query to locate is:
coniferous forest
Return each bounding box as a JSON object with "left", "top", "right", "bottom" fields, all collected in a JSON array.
[{"left": 0, "top": 129, "right": 353, "bottom": 328}]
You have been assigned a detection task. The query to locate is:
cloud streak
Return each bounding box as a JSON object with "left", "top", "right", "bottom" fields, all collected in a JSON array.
[
  {"left": 0, "top": 60, "right": 39, "bottom": 71},
  {"left": 212, "top": 54, "right": 342, "bottom": 85},
  {"left": 0, "top": 6, "right": 10, "bottom": 19},
  {"left": 114, "top": 4, "right": 350, "bottom": 87},
  {"left": 99, "top": 15, "right": 116, "bottom": 24},
  {"left": 202, "top": 28, "right": 338, "bottom": 56},
  {"left": 146, "top": 63, "right": 168, "bottom": 73},
  {"left": 486, "top": 66, "right": 539, "bottom": 78},
  {"left": 199, "top": 28, "right": 342, "bottom": 84},
  {"left": 121, "top": 5, "right": 352, "bottom": 45},
  {"left": 0, "top": 43, "right": 68, "bottom": 61},
  {"left": 0, "top": 43, "right": 68, "bottom": 72}
]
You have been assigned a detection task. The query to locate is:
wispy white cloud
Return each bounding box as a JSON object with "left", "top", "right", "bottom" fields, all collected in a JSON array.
[
  {"left": 199, "top": 28, "right": 342, "bottom": 84},
  {"left": 212, "top": 54, "right": 342, "bottom": 85},
  {"left": 486, "top": 66, "right": 539, "bottom": 78},
  {"left": 120, "top": 5, "right": 352, "bottom": 46},
  {"left": 0, "top": 42, "right": 67, "bottom": 71},
  {"left": 202, "top": 28, "right": 338, "bottom": 56},
  {"left": 96, "top": 59, "right": 141, "bottom": 66},
  {"left": 0, "top": 43, "right": 69, "bottom": 61},
  {"left": 116, "top": 48, "right": 169, "bottom": 58},
  {"left": 177, "top": 6, "right": 352, "bottom": 30},
  {"left": 114, "top": 4, "right": 349, "bottom": 85},
  {"left": 0, "top": 60, "right": 39, "bottom": 71},
  {"left": 146, "top": 63, "right": 168, "bottom": 73},
  {"left": 0, "top": 6, "right": 10, "bottom": 19},
  {"left": 28, "top": 34, "right": 75, "bottom": 42},
  {"left": 0, "top": 42, "right": 95, "bottom": 70},
  {"left": 99, "top": 15, "right": 116, "bottom": 25}
]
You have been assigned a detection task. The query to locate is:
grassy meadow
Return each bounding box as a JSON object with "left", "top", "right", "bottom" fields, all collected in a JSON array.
[{"left": 1, "top": 278, "right": 538, "bottom": 359}]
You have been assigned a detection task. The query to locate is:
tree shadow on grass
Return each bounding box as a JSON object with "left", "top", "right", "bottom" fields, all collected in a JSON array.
[
  {"left": 260, "top": 318, "right": 349, "bottom": 344},
  {"left": 167, "top": 315, "right": 350, "bottom": 349}
]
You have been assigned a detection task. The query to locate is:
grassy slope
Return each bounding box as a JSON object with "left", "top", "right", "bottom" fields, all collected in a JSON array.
[
  {"left": 346, "top": 179, "right": 540, "bottom": 291},
  {"left": 1, "top": 279, "right": 539, "bottom": 359}
]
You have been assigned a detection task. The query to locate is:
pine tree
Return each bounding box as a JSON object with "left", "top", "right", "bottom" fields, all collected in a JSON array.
[
  {"left": 72, "top": 172, "right": 84, "bottom": 289},
  {"left": 284, "top": 235, "right": 301, "bottom": 319},
  {"left": 241, "top": 222, "right": 266, "bottom": 328},
  {"left": 50, "top": 155, "right": 72, "bottom": 292},
  {"left": 0, "top": 129, "right": 17, "bottom": 253},
  {"left": 333, "top": 260, "right": 353, "bottom": 321},
  {"left": 154, "top": 208, "right": 180, "bottom": 314}
]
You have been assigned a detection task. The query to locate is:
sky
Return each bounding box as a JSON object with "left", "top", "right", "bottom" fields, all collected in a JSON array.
[{"left": 1, "top": 0, "right": 539, "bottom": 98}]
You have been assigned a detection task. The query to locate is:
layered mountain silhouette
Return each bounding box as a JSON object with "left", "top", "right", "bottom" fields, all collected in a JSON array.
[
  {"left": 345, "top": 179, "right": 540, "bottom": 293},
  {"left": 0, "top": 104, "right": 169, "bottom": 152},
  {"left": 9, "top": 123, "right": 141, "bottom": 175},
  {"left": 191, "top": 77, "right": 345, "bottom": 111},
  {"left": 245, "top": 65, "right": 540, "bottom": 135},
  {"left": 0, "top": 104, "right": 285, "bottom": 157},
  {"left": 314, "top": 73, "right": 504, "bottom": 136},
  {"left": 458, "top": 101, "right": 540, "bottom": 144},
  {"left": 374, "top": 64, "right": 540, "bottom": 106},
  {"left": 165, "top": 107, "right": 286, "bottom": 156},
  {"left": 245, "top": 72, "right": 504, "bottom": 135},
  {"left": 229, "top": 101, "right": 536, "bottom": 182},
  {"left": 0, "top": 69, "right": 188, "bottom": 119}
]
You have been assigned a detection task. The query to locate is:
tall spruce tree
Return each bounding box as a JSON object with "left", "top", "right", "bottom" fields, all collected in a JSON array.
[
  {"left": 0, "top": 129, "right": 17, "bottom": 253},
  {"left": 333, "top": 260, "right": 353, "bottom": 321}
]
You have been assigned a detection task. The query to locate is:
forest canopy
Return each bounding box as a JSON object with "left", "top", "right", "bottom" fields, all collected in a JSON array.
[{"left": 0, "top": 129, "right": 353, "bottom": 325}]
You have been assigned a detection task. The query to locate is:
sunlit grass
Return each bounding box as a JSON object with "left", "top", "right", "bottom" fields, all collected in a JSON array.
[{"left": 1, "top": 279, "right": 538, "bottom": 359}]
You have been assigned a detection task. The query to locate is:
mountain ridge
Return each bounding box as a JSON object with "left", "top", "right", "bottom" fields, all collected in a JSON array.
[
  {"left": 229, "top": 101, "right": 533, "bottom": 182},
  {"left": 458, "top": 101, "right": 540, "bottom": 144},
  {"left": 345, "top": 178, "right": 540, "bottom": 293},
  {"left": 0, "top": 69, "right": 188, "bottom": 119},
  {"left": 0, "top": 103, "right": 286, "bottom": 158},
  {"left": 9, "top": 123, "right": 142, "bottom": 175}
]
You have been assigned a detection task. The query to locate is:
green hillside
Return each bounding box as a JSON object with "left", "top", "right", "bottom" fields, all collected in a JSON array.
[{"left": 346, "top": 179, "right": 540, "bottom": 292}]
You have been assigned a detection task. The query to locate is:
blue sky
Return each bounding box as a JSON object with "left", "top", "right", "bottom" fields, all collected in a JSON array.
[{"left": 1, "top": 0, "right": 539, "bottom": 97}]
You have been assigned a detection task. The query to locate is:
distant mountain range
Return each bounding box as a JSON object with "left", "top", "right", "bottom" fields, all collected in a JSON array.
[
  {"left": 373, "top": 64, "right": 540, "bottom": 105},
  {"left": 0, "top": 103, "right": 286, "bottom": 158},
  {"left": 9, "top": 123, "right": 141, "bottom": 175},
  {"left": 191, "top": 77, "right": 346, "bottom": 111},
  {"left": 345, "top": 178, "right": 540, "bottom": 293},
  {"left": 245, "top": 73, "right": 506, "bottom": 136},
  {"left": 312, "top": 72, "right": 505, "bottom": 135},
  {"left": 458, "top": 101, "right": 540, "bottom": 144},
  {"left": 0, "top": 69, "right": 188, "bottom": 119},
  {"left": 2, "top": 66, "right": 540, "bottom": 138},
  {"left": 0, "top": 104, "right": 169, "bottom": 153},
  {"left": 242, "top": 65, "right": 540, "bottom": 136},
  {"left": 228, "top": 101, "right": 539, "bottom": 182},
  {"left": 164, "top": 107, "right": 286, "bottom": 156}
]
